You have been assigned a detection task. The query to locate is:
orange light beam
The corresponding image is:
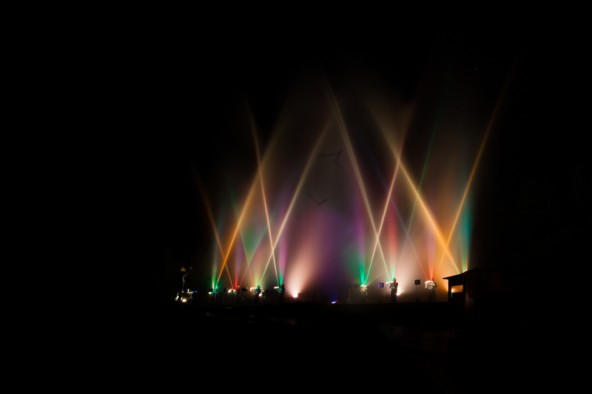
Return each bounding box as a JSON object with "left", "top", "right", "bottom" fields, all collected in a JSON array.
[
  {"left": 215, "top": 109, "right": 293, "bottom": 283},
  {"left": 365, "top": 103, "right": 424, "bottom": 280},
  {"left": 435, "top": 80, "right": 509, "bottom": 275},
  {"left": 326, "top": 86, "right": 389, "bottom": 281},
  {"left": 384, "top": 141, "right": 460, "bottom": 273},
  {"left": 259, "top": 174, "right": 279, "bottom": 283},
  {"left": 238, "top": 248, "right": 256, "bottom": 287},
  {"left": 373, "top": 113, "right": 460, "bottom": 274},
  {"left": 388, "top": 197, "right": 430, "bottom": 280},
  {"left": 259, "top": 122, "right": 331, "bottom": 282},
  {"left": 215, "top": 178, "right": 259, "bottom": 283},
  {"left": 366, "top": 154, "right": 401, "bottom": 281},
  {"left": 231, "top": 192, "right": 270, "bottom": 286},
  {"left": 236, "top": 220, "right": 264, "bottom": 286},
  {"left": 368, "top": 120, "right": 429, "bottom": 280},
  {"left": 249, "top": 112, "right": 280, "bottom": 285},
  {"left": 197, "top": 180, "right": 234, "bottom": 285}
]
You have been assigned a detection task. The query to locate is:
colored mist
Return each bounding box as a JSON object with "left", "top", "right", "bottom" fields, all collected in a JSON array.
[{"left": 200, "top": 83, "right": 493, "bottom": 303}]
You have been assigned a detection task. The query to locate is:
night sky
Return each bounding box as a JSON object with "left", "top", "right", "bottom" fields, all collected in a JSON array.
[{"left": 134, "top": 28, "right": 588, "bottom": 303}]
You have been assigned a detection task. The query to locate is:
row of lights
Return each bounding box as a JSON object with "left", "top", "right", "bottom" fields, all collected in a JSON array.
[
  {"left": 205, "top": 285, "right": 286, "bottom": 297},
  {"left": 181, "top": 279, "right": 438, "bottom": 304}
]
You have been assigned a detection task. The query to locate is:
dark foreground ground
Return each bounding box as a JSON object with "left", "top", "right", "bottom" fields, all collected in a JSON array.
[{"left": 92, "top": 300, "right": 574, "bottom": 393}]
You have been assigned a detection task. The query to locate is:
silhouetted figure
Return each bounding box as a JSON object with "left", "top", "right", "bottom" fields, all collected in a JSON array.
[
  {"left": 390, "top": 278, "right": 399, "bottom": 303},
  {"left": 426, "top": 279, "right": 437, "bottom": 302},
  {"left": 254, "top": 285, "right": 261, "bottom": 304},
  {"left": 240, "top": 287, "right": 247, "bottom": 304},
  {"left": 182, "top": 266, "right": 193, "bottom": 292},
  {"left": 279, "top": 284, "right": 285, "bottom": 304},
  {"left": 176, "top": 266, "right": 190, "bottom": 299},
  {"left": 347, "top": 286, "right": 352, "bottom": 304}
]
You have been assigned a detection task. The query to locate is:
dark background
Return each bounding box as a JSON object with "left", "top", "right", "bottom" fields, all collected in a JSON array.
[
  {"left": 126, "top": 27, "right": 588, "bottom": 305},
  {"left": 74, "top": 21, "right": 589, "bottom": 391}
]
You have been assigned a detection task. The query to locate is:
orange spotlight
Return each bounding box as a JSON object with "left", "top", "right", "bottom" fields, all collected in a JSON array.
[{"left": 435, "top": 78, "right": 509, "bottom": 275}]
